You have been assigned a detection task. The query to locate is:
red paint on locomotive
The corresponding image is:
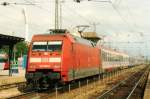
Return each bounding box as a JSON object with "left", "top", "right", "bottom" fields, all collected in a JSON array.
[{"left": 26, "top": 33, "right": 101, "bottom": 84}]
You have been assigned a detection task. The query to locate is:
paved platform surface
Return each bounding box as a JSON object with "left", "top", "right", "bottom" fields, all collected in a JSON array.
[
  {"left": 0, "top": 67, "right": 26, "bottom": 86},
  {"left": 144, "top": 72, "right": 150, "bottom": 99}
]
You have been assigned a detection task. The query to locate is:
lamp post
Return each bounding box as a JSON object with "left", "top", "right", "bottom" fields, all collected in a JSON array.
[
  {"left": 1, "top": 2, "right": 31, "bottom": 76},
  {"left": 22, "top": 7, "right": 29, "bottom": 41},
  {"left": 1, "top": 2, "right": 31, "bottom": 41}
]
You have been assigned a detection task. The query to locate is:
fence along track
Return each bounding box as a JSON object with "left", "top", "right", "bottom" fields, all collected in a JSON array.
[{"left": 97, "top": 66, "right": 149, "bottom": 99}]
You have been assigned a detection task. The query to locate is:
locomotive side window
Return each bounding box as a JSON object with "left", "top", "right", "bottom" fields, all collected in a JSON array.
[
  {"left": 32, "top": 42, "right": 47, "bottom": 51},
  {"left": 48, "top": 41, "right": 62, "bottom": 52}
]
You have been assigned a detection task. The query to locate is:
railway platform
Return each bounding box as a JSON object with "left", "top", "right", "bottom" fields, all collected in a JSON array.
[
  {"left": 144, "top": 72, "right": 150, "bottom": 99},
  {"left": 0, "top": 67, "right": 26, "bottom": 86}
]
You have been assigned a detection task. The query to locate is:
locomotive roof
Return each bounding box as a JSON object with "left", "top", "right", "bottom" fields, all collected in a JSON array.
[
  {"left": 32, "top": 33, "right": 129, "bottom": 57},
  {"left": 32, "top": 33, "right": 96, "bottom": 47},
  {"left": 49, "top": 29, "right": 69, "bottom": 34},
  {"left": 71, "top": 34, "right": 96, "bottom": 47}
]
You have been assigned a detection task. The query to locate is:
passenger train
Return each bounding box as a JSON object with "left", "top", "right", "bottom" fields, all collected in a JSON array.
[{"left": 25, "top": 29, "right": 143, "bottom": 89}]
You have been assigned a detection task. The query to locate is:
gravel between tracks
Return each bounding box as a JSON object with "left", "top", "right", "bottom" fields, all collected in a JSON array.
[
  {"left": 48, "top": 65, "right": 146, "bottom": 99},
  {"left": 0, "top": 88, "right": 21, "bottom": 99}
]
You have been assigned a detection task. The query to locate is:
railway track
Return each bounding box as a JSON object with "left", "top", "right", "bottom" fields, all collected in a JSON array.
[
  {"left": 0, "top": 82, "right": 26, "bottom": 91},
  {"left": 7, "top": 90, "right": 38, "bottom": 99},
  {"left": 7, "top": 65, "right": 148, "bottom": 99},
  {"left": 97, "top": 66, "right": 149, "bottom": 99},
  {"left": 7, "top": 81, "right": 87, "bottom": 99}
]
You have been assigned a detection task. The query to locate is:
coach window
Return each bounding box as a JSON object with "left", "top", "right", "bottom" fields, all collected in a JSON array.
[
  {"left": 108, "top": 53, "right": 110, "bottom": 61},
  {"left": 110, "top": 54, "right": 112, "bottom": 61},
  {"left": 121, "top": 56, "right": 123, "bottom": 61},
  {"left": 101, "top": 51, "right": 104, "bottom": 61},
  {"left": 109, "top": 53, "right": 111, "bottom": 61},
  {"left": 104, "top": 52, "right": 106, "bottom": 61},
  {"left": 102, "top": 51, "right": 105, "bottom": 61},
  {"left": 111, "top": 54, "right": 114, "bottom": 62},
  {"left": 103, "top": 51, "right": 107, "bottom": 61},
  {"left": 107, "top": 53, "right": 109, "bottom": 61},
  {"left": 116, "top": 55, "right": 119, "bottom": 61}
]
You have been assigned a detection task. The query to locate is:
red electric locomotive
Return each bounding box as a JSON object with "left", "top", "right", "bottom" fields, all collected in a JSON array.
[{"left": 26, "top": 29, "right": 101, "bottom": 89}]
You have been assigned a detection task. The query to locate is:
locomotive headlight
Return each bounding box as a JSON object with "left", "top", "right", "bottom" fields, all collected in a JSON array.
[
  {"left": 30, "top": 58, "right": 41, "bottom": 63},
  {"left": 30, "top": 65, "right": 34, "bottom": 68},
  {"left": 54, "top": 65, "right": 60, "bottom": 68},
  {"left": 44, "top": 52, "right": 49, "bottom": 55},
  {"left": 29, "top": 63, "right": 36, "bottom": 68}
]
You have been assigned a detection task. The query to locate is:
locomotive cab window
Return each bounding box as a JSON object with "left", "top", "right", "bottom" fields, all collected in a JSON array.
[
  {"left": 48, "top": 41, "right": 62, "bottom": 52},
  {"left": 32, "top": 42, "right": 47, "bottom": 51}
]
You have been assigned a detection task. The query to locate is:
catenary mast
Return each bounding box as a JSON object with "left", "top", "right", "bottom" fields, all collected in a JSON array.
[{"left": 55, "top": 0, "right": 59, "bottom": 29}]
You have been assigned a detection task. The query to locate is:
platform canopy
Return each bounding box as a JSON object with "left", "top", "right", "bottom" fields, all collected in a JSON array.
[
  {"left": 0, "top": 34, "right": 24, "bottom": 46},
  {"left": 0, "top": 34, "right": 25, "bottom": 76}
]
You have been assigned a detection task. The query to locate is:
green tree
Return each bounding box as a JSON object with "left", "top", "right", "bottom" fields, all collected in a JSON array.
[
  {"left": 0, "top": 46, "right": 9, "bottom": 54},
  {"left": 15, "top": 41, "right": 28, "bottom": 58}
]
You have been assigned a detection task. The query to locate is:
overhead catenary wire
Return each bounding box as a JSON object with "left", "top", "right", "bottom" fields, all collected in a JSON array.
[
  {"left": 24, "top": 0, "right": 66, "bottom": 29},
  {"left": 72, "top": 0, "right": 137, "bottom": 34},
  {"left": 87, "top": 0, "right": 136, "bottom": 33},
  {"left": 113, "top": 0, "right": 140, "bottom": 32},
  {"left": 24, "top": 0, "right": 52, "bottom": 13},
  {"left": 21, "top": 0, "right": 114, "bottom": 32},
  {"left": 0, "top": 0, "right": 143, "bottom": 34},
  {"left": 108, "top": 0, "right": 136, "bottom": 32},
  {"left": 113, "top": 0, "right": 122, "bottom": 7},
  {"left": 63, "top": 3, "right": 97, "bottom": 25},
  {"left": 0, "top": 1, "right": 52, "bottom": 35},
  {"left": 125, "top": 2, "right": 140, "bottom": 31},
  {"left": 1, "top": 0, "right": 81, "bottom": 31},
  {"left": 59, "top": 5, "right": 86, "bottom": 28},
  {"left": 23, "top": 0, "right": 104, "bottom": 32},
  {"left": 24, "top": 0, "right": 56, "bottom": 29},
  {"left": 88, "top": 0, "right": 111, "bottom": 2},
  {"left": 114, "top": 0, "right": 143, "bottom": 34}
]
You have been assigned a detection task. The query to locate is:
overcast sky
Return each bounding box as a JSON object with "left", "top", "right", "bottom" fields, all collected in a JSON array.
[{"left": 0, "top": 0, "right": 150, "bottom": 57}]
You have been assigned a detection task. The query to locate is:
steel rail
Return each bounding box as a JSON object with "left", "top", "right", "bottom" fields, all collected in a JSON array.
[
  {"left": 7, "top": 90, "right": 37, "bottom": 99},
  {"left": 97, "top": 67, "right": 147, "bottom": 99},
  {"left": 0, "top": 82, "right": 26, "bottom": 91},
  {"left": 126, "top": 69, "right": 149, "bottom": 99}
]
